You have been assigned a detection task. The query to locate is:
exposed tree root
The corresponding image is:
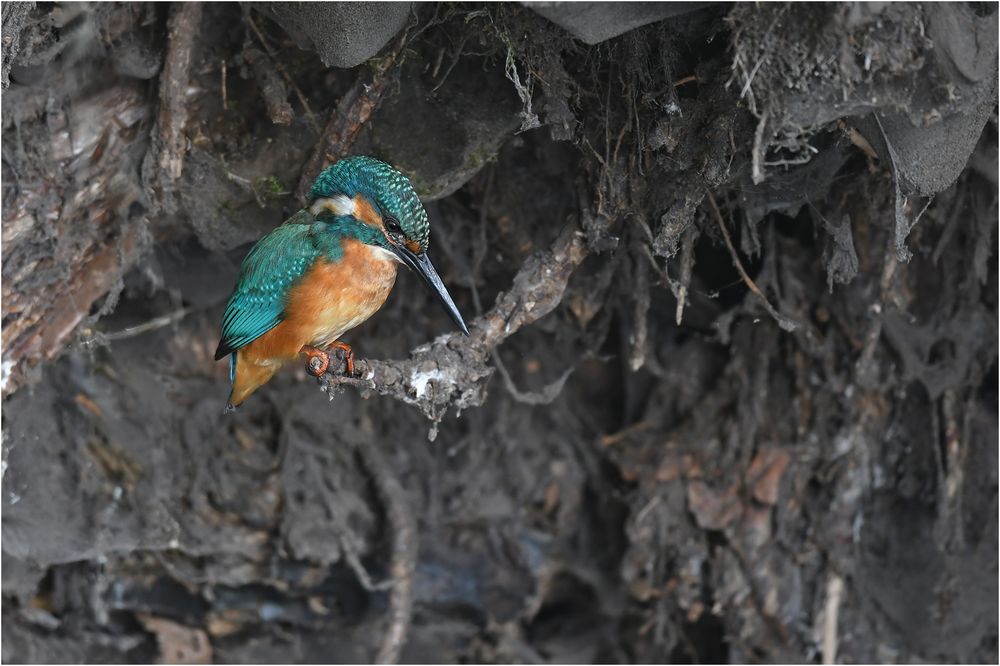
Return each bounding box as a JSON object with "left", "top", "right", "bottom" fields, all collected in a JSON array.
[
  {"left": 146, "top": 2, "right": 203, "bottom": 195},
  {"left": 293, "top": 43, "right": 406, "bottom": 204},
  {"left": 319, "top": 225, "right": 588, "bottom": 421},
  {"left": 356, "top": 439, "right": 418, "bottom": 665},
  {"left": 242, "top": 46, "right": 293, "bottom": 125}
]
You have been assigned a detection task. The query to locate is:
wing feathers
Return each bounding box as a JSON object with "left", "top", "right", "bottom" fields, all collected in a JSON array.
[{"left": 215, "top": 223, "right": 322, "bottom": 359}]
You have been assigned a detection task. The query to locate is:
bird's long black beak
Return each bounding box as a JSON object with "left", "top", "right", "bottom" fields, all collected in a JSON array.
[{"left": 393, "top": 245, "right": 470, "bottom": 336}]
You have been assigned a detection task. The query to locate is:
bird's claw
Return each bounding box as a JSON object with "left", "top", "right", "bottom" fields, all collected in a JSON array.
[
  {"left": 307, "top": 354, "right": 329, "bottom": 377},
  {"left": 301, "top": 343, "right": 356, "bottom": 378},
  {"left": 301, "top": 346, "right": 331, "bottom": 377},
  {"left": 328, "top": 341, "right": 356, "bottom": 377}
]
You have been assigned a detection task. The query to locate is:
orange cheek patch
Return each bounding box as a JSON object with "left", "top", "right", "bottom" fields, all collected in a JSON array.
[
  {"left": 352, "top": 195, "right": 383, "bottom": 228},
  {"left": 405, "top": 239, "right": 421, "bottom": 254}
]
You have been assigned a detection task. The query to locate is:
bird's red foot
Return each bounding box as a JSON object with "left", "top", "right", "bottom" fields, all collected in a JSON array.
[
  {"left": 300, "top": 346, "right": 330, "bottom": 377},
  {"left": 327, "top": 341, "right": 355, "bottom": 376}
]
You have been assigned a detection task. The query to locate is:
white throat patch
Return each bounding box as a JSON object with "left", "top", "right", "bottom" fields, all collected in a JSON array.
[
  {"left": 309, "top": 195, "right": 355, "bottom": 217},
  {"left": 369, "top": 245, "right": 403, "bottom": 264}
]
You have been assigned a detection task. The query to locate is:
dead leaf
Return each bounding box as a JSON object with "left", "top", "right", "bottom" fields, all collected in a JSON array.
[
  {"left": 687, "top": 480, "right": 741, "bottom": 530},
  {"left": 655, "top": 453, "right": 697, "bottom": 482},
  {"left": 543, "top": 481, "right": 560, "bottom": 514},
  {"left": 205, "top": 613, "right": 241, "bottom": 638},
  {"left": 138, "top": 614, "right": 212, "bottom": 664},
  {"left": 232, "top": 425, "right": 257, "bottom": 451},
  {"left": 745, "top": 448, "right": 791, "bottom": 505},
  {"left": 74, "top": 393, "right": 104, "bottom": 419}
]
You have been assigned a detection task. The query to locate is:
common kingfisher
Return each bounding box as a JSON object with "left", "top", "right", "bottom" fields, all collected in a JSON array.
[{"left": 214, "top": 156, "right": 469, "bottom": 410}]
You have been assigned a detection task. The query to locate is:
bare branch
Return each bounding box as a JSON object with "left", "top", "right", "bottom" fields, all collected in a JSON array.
[
  {"left": 154, "top": 2, "right": 203, "bottom": 182},
  {"left": 243, "top": 46, "right": 293, "bottom": 125},
  {"left": 319, "top": 225, "right": 589, "bottom": 421}
]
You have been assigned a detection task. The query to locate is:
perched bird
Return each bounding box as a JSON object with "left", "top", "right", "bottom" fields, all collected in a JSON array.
[{"left": 214, "top": 156, "right": 468, "bottom": 410}]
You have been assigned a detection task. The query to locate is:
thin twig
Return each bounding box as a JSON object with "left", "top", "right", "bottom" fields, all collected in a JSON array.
[
  {"left": 629, "top": 235, "right": 651, "bottom": 370},
  {"left": 751, "top": 110, "right": 769, "bottom": 185},
  {"left": 223, "top": 167, "right": 267, "bottom": 208},
  {"left": 244, "top": 11, "right": 319, "bottom": 133},
  {"left": 822, "top": 574, "right": 844, "bottom": 665},
  {"left": 221, "top": 59, "right": 228, "bottom": 111},
  {"left": 431, "top": 35, "right": 467, "bottom": 92},
  {"left": 855, "top": 234, "right": 897, "bottom": 388},
  {"left": 706, "top": 192, "right": 798, "bottom": 331},
  {"left": 675, "top": 224, "right": 698, "bottom": 325},
  {"left": 763, "top": 155, "right": 812, "bottom": 168},
  {"left": 93, "top": 308, "right": 189, "bottom": 343},
  {"left": 493, "top": 352, "right": 574, "bottom": 406},
  {"left": 738, "top": 54, "right": 765, "bottom": 101}
]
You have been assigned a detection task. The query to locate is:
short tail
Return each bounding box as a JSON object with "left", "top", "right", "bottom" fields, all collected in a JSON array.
[
  {"left": 226, "top": 351, "right": 280, "bottom": 411},
  {"left": 222, "top": 352, "right": 238, "bottom": 413}
]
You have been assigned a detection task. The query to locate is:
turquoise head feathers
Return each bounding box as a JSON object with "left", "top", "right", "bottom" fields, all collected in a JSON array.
[{"left": 309, "top": 156, "right": 430, "bottom": 252}]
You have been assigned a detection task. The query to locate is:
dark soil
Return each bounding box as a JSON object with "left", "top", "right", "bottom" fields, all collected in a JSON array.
[{"left": 2, "top": 3, "right": 997, "bottom": 663}]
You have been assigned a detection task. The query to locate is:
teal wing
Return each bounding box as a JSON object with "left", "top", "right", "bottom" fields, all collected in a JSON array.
[{"left": 215, "top": 217, "right": 319, "bottom": 360}]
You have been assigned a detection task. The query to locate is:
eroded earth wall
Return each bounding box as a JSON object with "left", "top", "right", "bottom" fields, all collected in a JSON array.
[{"left": 2, "top": 3, "right": 997, "bottom": 663}]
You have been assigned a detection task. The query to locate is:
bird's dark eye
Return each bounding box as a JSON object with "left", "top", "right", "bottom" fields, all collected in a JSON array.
[{"left": 385, "top": 217, "right": 401, "bottom": 233}]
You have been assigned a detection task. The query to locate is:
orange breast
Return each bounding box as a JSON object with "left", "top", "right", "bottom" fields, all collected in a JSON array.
[
  {"left": 235, "top": 239, "right": 397, "bottom": 369},
  {"left": 283, "top": 238, "right": 398, "bottom": 349},
  {"left": 228, "top": 239, "right": 397, "bottom": 407}
]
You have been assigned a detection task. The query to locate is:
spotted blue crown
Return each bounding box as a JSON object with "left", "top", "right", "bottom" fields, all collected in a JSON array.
[{"left": 310, "top": 156, "right": 430, "bottom": 250}]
